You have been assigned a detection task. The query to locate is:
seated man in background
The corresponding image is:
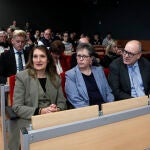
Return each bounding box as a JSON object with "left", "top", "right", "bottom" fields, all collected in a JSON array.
[
  {"left": 0, "top": 29, "right": 29, "bottom": 83},
  {"left": 108, "top": 40, "right": 150, "bottom": 100},
  {"left": 65, "top": 43, "right": 114, "bottom": 109}
]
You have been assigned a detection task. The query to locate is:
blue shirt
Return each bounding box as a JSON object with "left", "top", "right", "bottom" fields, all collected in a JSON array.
[{"left": 127, "top": 62, "right": 145, "bottom": 97}]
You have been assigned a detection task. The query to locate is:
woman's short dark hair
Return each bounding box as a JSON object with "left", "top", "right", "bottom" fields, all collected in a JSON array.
[{"left": 76, "top": 43, "right": 95, "bottom": 56}]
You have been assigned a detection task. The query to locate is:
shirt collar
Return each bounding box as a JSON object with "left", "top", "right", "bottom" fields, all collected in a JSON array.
[
  {"left": 13, "top": 48, "right": 23, "bottom": 54},
  {"left": 127, "top": 61, "right": 138, "bottom": 69}
]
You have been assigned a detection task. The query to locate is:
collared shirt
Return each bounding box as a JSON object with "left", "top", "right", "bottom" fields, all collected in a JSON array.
[
  {"left": 55, "top": 59, "right": 63, "bottom": 75},
  {"left": 127, "top": 62, "right": 145, "bottom": 97},
  {"left": 14, "top": 48, "right": 25, "bottom": 72}
]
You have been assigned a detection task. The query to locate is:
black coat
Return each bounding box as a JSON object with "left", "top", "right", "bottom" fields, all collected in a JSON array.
[
  {"left": 108, "top": 57, "right": 150, "bottom": 100},
  {"left": 0, "top": 48, "right": 29, "bottom": 83}
]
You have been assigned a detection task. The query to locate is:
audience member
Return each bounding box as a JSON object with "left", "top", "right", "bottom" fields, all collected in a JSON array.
[
  {"left": 33, "top": 29, "right": 41, "bottom": 44},
  {"left": 62, "top": 31, "right": 74, "bottom": 54},
  {"left": 70, "top": 37, "right": 89, "bottom": 68},
  {"left": 8, "top": 45, "right": 67, "bottom": 150},
  {"left": 91, "top": 33, "right": 102, "bottom": 45},
  {"left": 108, "top": 40, "right": 150, "bottom": 100},
  {"left": 0, "top": 30, "right": 11, "bottom": 54},
  {"left": 102, "top": 32, "right": 114, "bottom": 47},
  {"left": 100, "top": 40, "right": 122, "bottom": 68},
  {"left": 69, "top": 32, "right": 78, "bottom": 50},
  {"left": 9, "top": 20, "right": 19, "bottom": 30},
  {"left": 0, "top": 29, "right": 29, "bottom": 83},
  {"left": 65, "top": 43, "right": 114, "bottom": 109},
  {"left": 70, "top": 37, "right": 100, "bottom": 68},
  {"left": 50, "top": 40, "right": 70, "bottom": 74},
  {"left": 23, "top": 21, "right": 32, "bottom": 33},
  {"left": 24, "top": 31, "right": 36, "bottom": 50},
  {"left": 38, "top": 28, "right": 53, "bottom": 49},
  {"left": 6, "top": 27, "right": 14, "bottom": 45}
]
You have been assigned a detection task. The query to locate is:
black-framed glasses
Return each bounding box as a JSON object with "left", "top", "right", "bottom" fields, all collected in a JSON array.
[
  {"left": 77, "top": 54, "right": 90, "bottom": 60},
  {"left": 122, "top": 49, "right": 140, "bottom": 57}
]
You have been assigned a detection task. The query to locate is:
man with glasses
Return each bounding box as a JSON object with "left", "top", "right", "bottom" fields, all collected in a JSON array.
[{"left": 108, "top": 40, "right": 150, "bottom": 100}]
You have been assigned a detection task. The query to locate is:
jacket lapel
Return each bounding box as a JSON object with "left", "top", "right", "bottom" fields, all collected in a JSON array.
[
  {"left": 45, "top": 75, "right": 57, "bottom": 104},
  {"left": 121, "top": 63, "right": 131, "bottom": 90},
  {"left": 29, "top": 77, "right": 39, "bottom": 107},
  {"left": 75, "top": 66, "right": 89, "bottom": 100}
]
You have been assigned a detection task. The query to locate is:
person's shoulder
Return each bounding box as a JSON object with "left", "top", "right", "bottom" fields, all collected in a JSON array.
[
  {"left": 92, "top": 65, "right": 103, "bottom": 71},
  {"left": 140, "top": 57, "right": 150, "bottom": 64},
  {"left": 66, "top": 66, "right": 77, "bottom": 79},
  {"left": 16, "top": 69, "right": 29, "bottom": 79},
  {"left": 0, "top": 48, "right": 13, "bottom": 58},
  {"left": 66, "top": 67, "right": 76, "bottom": 75},
  {"left": 109, "top": 56, "right": 122, "bottom": 66}
]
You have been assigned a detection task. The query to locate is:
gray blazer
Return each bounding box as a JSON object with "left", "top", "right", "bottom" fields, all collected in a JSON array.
[
  {"left": 65, "top": 65, "right": 114, "bottom": 108},
  {"left": 8, "top": 69, "right": 66, "bottom": 150}
]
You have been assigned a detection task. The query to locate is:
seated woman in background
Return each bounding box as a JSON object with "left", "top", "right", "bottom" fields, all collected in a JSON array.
[
  {"left": 50, "top": 40, "right": 70, "bottom": 75},
  {"left": 9, "top": 45, "right": 66, "bottom": 150},
  {"left": 65, "top": 43, "right": 114, "bottom": 109},
  {"left": 100, "top": 40, "right": 122, "bottom": 68}
]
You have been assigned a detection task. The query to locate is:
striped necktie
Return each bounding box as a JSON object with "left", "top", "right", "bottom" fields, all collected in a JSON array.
[{"left": 17, "top": 51, "right": 23, "bottom": 71}]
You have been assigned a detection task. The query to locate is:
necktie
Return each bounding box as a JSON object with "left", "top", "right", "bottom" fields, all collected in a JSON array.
[
  {"left": 17, "top": 52, "right": 23, "bottom": 71},
  {"left": 130, "top": 66, "right": 145, "bottom": 97}
]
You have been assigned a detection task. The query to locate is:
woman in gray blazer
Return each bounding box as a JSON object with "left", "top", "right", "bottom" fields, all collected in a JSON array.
[
  {"left": 65, "top": 43, "right": 114, "bottom": 109},
  {"left": 8, "top": 45, "right": 66, "bottom": 150}
]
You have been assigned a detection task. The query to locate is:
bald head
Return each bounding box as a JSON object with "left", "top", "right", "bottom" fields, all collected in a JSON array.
[
  {"left": 123, "top": 40, "right": 142, "bottom": 65},
  {"left": 125, "top": 40, "right": 142, "bottom": 53},
  {"left": 79, "top": 37, "right": 89, "bottom": 44}
]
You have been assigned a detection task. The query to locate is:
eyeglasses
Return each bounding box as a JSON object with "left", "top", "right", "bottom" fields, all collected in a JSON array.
[
  {"left": 122, "top": 49, "right": 140, "bottom": 58},
  {"left": 77, "top": 54, "right": 90, "bottom": 60}
]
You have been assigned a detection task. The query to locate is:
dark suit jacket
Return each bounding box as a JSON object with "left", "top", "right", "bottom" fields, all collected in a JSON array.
[
  {"left": 108, "top": 57, "right": 150, "bottom": 100},
  {"left": 0, "top": 48, "right": 29, "bottom": 78}
]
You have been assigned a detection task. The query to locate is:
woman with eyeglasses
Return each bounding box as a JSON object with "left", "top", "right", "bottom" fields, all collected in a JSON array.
[
  {"left": 108, "top": 40, "right": 150, "bottom": 100},
  {"left": 65, "top": 43, "right": 114, "bottom": 109}
]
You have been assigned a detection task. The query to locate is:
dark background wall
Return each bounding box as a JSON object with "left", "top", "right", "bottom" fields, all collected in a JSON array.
[
  {"left": 80, "top": 0, "right": 150, "bottom": 40},
  {"left": 0, "top": 0, "right": 150, "bottom": 39}
]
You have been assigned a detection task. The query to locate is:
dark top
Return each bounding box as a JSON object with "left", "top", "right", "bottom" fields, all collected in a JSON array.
[
  {"left": 38, "top": 78, "right": 46, "bottom": 92},
  {"left": 34, "top": 78, "right": 47, "bottom": 115},
  {"left": 100, "top": 52, "right": 121, "bottom": 68},
  {"left": 82, "top": 73, "right": 104, "bottom": 109}
]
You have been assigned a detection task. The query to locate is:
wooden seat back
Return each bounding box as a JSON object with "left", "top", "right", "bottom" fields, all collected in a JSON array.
[
  {"left": 102, "top": 96, "right": 148, "bottom": 115},
  {"left": 32, "top": 105, "right": 99, "bottom": 130}
]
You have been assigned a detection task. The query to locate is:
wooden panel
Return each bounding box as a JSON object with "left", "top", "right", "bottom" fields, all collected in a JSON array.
[
  {"left": 30, "top": 113, "right": 150, "bottom": 150},
  {"left": 32, "top": 105, "right": 99, "bottom": 130},
  {"left": 117, "top": 39, "right": 150, "bottom": 51},
  {"left": 102, "top": 96, "right": 148, "bottom": 115}
]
